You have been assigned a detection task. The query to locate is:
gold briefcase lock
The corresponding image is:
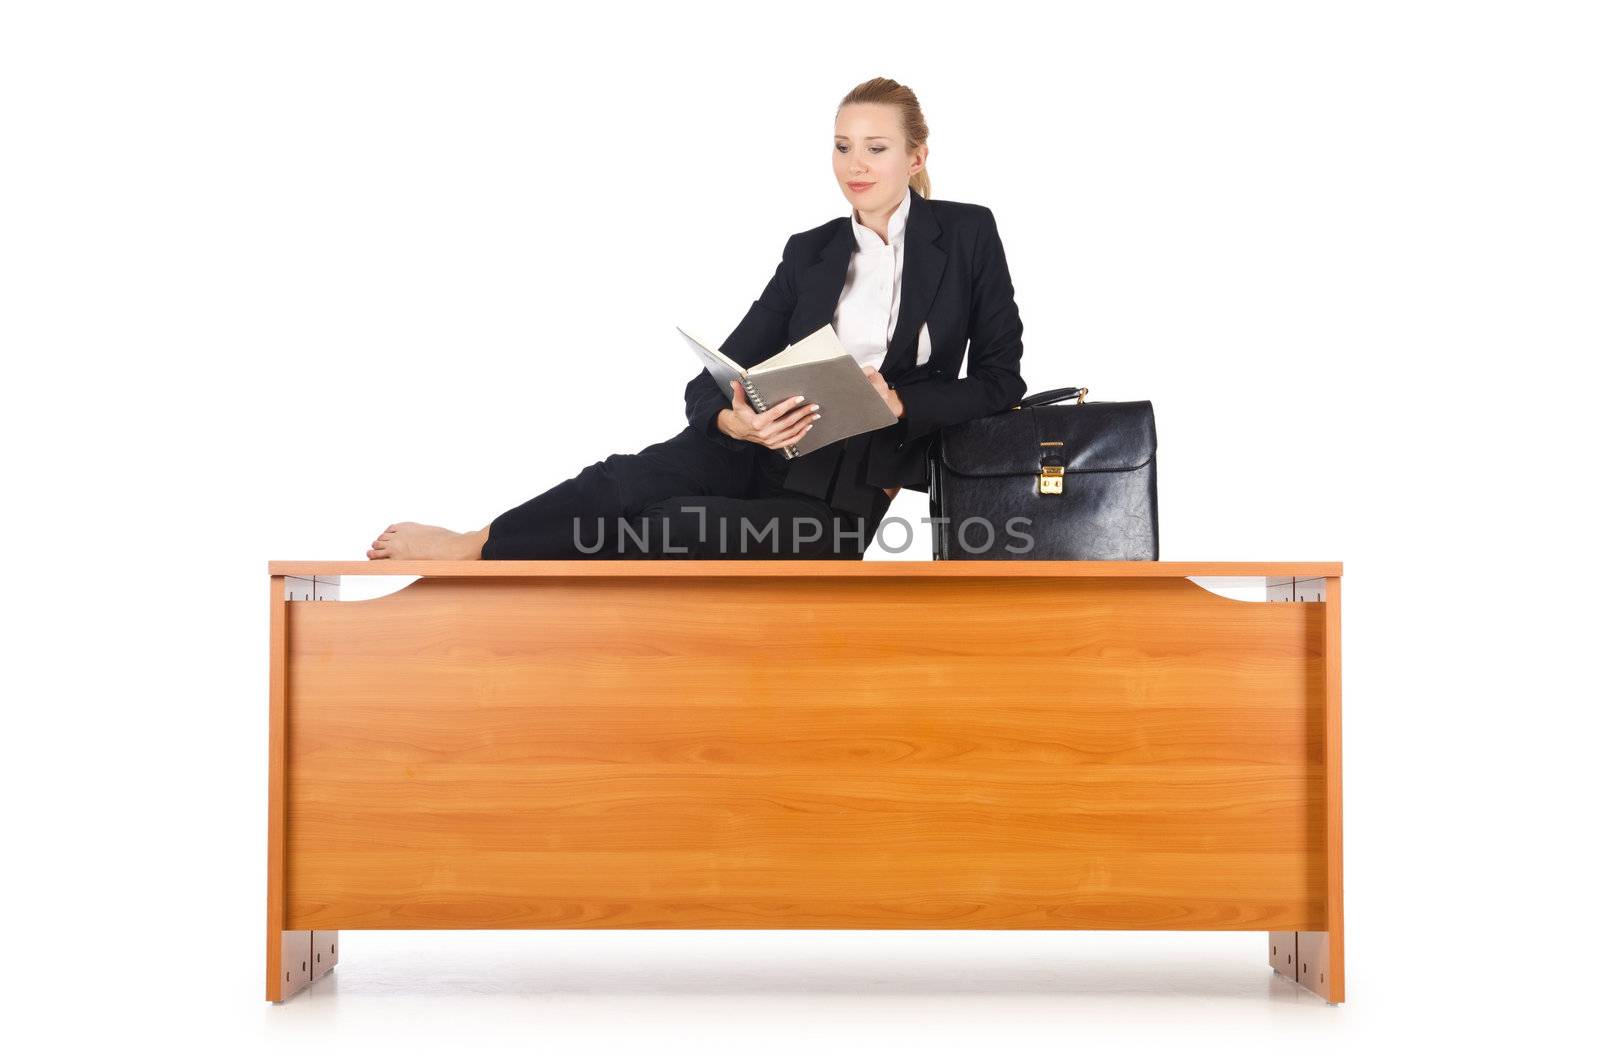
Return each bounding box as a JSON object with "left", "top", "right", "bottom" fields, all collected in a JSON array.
[{"left": 1039, "top": 466, "right": 1065, "bottom": 494}]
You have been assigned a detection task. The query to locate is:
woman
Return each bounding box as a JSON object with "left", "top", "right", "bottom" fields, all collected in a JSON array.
[{"left": 367, "top": 77, "right": 1026, "bottom": 561}]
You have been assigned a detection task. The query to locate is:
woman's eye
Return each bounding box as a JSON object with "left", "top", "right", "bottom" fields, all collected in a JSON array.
[
  {"left": 835, "top": 144, "right": 848, "bottom": 152},
  {"left": 870, "top": 146, "right": 885, "bottom": 153}
]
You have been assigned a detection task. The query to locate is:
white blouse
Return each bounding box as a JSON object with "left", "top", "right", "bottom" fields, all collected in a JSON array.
[{"left": 832, "top": 189, "right": 933, "bottom": 372}]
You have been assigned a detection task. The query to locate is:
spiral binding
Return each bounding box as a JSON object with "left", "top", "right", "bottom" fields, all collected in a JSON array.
[
  {"left": 743, "top": 378, "right": 767, "bottom": 413},
  {"left": 744, "top": 379, "right": 798, "bottom": 459}
]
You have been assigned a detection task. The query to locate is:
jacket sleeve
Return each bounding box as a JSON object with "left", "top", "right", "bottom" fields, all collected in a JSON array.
[
  {"left": 893, "top": 208, "right": 1026, "bottom": 444},
  {"left": 684, "top": 235, "right": 800, "bottom": 451}
]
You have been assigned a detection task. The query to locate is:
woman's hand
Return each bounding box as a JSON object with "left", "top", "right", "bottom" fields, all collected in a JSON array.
[
  {"left": 718, "top": 383, "right": 821, "bottom": 450},
  {"left": 861, "top": 365, "right": 905, "bottom": 418}
]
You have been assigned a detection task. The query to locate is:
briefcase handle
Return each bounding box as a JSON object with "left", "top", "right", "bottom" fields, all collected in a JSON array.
[{"left": 1011, "top": 387, "right": 1088, "bottom": 409}]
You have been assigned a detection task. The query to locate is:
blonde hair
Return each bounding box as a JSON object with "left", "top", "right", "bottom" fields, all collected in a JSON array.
[{"left": 838, "top": 77, "right": 931, "bottom": 200}]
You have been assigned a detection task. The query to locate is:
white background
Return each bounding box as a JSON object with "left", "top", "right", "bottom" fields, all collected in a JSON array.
[{"left": 3, "top": 0, "right": 1595, "bottom": 1055}]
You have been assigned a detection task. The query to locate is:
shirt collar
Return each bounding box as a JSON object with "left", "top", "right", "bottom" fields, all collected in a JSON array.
[{"left": 850, "top": 187, "right": 911, "bottom": 252}]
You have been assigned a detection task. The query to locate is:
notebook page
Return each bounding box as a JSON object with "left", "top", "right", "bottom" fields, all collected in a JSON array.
[{"left": 754, "top": 324, "right": 849, "bottom": 372}]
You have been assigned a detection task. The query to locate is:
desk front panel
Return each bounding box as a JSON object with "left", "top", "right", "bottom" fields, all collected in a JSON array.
[{"left": 283, "top": 574, "right": 1327, "bottom": 930}]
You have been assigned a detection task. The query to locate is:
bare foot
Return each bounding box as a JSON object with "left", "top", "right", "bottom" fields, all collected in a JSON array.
[{"left": 368, "top": 522, "right": 489, "bottom": 561}]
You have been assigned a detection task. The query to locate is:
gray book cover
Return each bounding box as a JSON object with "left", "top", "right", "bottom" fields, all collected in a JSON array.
[{"left": 677, "top": 324, "right": 899, "bottom": 458}]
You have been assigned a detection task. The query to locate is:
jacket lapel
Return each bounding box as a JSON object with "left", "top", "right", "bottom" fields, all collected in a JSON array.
[
  {"left": 791, "top": 188, "right": 947, "bottom": 380},
  {"left": 880, "top": 189, "right": 945, "bottom": 377},
  {"left": 792, "top": 220, "right": 854, "bottom": 337}
]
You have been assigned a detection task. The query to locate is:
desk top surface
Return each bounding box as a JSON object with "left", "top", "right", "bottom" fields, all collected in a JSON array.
[{"left": 269, "top": 560, "right": 1342, "bottom": 579}]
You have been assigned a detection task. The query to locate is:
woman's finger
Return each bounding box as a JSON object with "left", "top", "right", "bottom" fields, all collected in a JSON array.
[
  {"left": 755, "top": 394, "right": 809, "bottom": 428},
  {"left": 771, "top": 403, "right": 819, "bottom": 432},
  {"left": 769, "top": 422, "right": 814, "bottom": 449},
  {"left": 760, "top": 410, "right": 818, "bottom": 445}
]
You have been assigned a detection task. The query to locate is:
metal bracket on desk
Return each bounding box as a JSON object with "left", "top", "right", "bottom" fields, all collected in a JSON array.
[
  {"left": 1269, "top": 930, "right": 1337, "bottom": 1003},
  {"left": 1266, "top": 576, "right": 1326, "bottom": 603},
  {"left": 273, "top": 930, "right": 339, "bottom": 996},
  {"left": 278, "top": 930, "right": 312, "bottom": 998},
  {"left": 311, "top": 931, "right": 340, "bottom": 981},
  {"left": 285, "top": 575, "right": 341, "bottom": 601},
  {"left": 1269, "top": 931, "right": 1298, "bottom": 980}
]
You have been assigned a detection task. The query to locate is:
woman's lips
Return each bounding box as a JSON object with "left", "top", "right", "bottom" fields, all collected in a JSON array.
[{"left": 848, "top": 182, "right": 875, "bottom": 191}]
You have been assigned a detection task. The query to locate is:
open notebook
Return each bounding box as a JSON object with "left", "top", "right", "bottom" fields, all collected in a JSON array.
[{"left": 677, "top": 324, "right": 899, "bottom": 459}]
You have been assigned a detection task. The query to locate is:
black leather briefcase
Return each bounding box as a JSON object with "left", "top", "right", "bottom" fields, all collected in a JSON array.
[{"left": 926, "top": 388, "right": 1158, "bottom": 560}]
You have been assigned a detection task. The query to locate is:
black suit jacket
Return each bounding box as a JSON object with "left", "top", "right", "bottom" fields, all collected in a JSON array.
[{"left": 683, "top": 187, "right": 1027, "bottom": 517}]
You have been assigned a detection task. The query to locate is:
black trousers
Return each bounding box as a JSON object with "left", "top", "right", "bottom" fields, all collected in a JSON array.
[{"left": 481, "top": 426, "right": 893, "bottom": 560}]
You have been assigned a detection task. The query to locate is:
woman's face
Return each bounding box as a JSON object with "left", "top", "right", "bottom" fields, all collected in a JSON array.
[{"left": 833, "top": 102, "right": 925, "bottom": 215}]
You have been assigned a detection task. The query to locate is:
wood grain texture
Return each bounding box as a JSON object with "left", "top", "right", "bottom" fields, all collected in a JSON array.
[
  {"left": 1320, "top": 576, "right": 1345, "bottom": 1002},
  {"left": 283, "top": 574, "right": 1329, "bottom": 931},
  {"left": 266, "top": 575, "right": 311, "bottom": 1001}
]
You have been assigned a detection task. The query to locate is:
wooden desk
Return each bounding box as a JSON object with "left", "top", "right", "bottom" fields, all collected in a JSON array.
[{"left": 267, "top": 561, "right": 1343, "bottom": 1003}]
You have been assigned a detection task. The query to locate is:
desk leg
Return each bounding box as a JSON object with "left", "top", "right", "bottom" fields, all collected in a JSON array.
[
  {"left": 1265, "top": 576, "right": 1345, "bottom": 1004},
  {"left": 267, "top": 575, "right": 342, "bottom": 1001}
]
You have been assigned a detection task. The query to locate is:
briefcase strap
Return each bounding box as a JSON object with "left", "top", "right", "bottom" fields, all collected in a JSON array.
[{"left": 1011, "top": 387, "right": 1088, "bottom": 409}]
